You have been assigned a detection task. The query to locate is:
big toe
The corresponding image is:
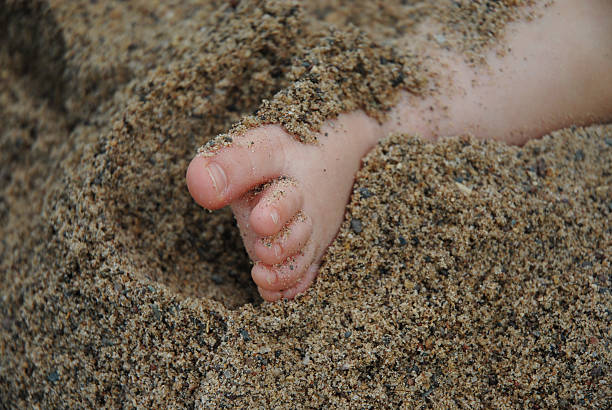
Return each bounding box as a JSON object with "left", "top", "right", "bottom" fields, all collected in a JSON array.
[{"left": 186, "top": 125, "right": 289, "bottom": 210}]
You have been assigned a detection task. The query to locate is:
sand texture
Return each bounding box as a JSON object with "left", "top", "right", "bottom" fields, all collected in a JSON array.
[{"left": 1, "top": 0, "right": 610, "bottom": 407}]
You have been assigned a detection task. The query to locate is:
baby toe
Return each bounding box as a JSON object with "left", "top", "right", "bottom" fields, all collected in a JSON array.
[
  {"left": 251, "top": 244, "right": 315, "bottom": 292},
  {"left": 249, "top": 178, "right": 302, "bottom": 237},
  {"left": 254, "top": 213, "right": 312, "bottom": 265}
]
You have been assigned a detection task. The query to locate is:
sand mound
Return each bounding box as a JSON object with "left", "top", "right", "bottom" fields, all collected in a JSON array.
[{"left": 1, "top": 0, "right": 609, "bottom": 407}]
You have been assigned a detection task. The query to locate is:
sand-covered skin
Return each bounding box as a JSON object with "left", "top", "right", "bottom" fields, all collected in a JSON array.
[{"left": 1, "top": 0, "right": 610, "bottom": 407}]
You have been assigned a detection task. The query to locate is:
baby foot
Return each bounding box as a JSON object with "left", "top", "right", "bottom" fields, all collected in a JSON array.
[{"left": 186, "top": 112, "right": 383, "bottom": 301}]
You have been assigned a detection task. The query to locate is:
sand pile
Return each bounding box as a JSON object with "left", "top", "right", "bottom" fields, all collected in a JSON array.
[{"left": 1, "top": 0, "right": 609, "bottom": 407}]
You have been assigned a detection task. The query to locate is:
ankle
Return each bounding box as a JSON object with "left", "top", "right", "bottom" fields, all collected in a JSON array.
[{"left": 383, "top": 0, "right": 612, "bottom": 146}]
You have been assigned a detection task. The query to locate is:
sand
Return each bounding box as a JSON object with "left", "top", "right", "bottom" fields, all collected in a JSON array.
[{"left": 1, "top": 0, "right": 610, "bottom": 407}]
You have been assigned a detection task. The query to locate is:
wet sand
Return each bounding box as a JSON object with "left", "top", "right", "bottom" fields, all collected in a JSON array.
[{"left": 1, "top": 0, "right": 610, "bottom": 407}]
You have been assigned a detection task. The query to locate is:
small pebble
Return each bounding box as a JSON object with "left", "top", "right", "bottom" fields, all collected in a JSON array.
[
  {"left": 434, "top": 33, "right": 447, "bottom": 45},
  {"left": 151, "top": 304, "right": 161, "bottom": 320},
  {"left": 535, "top": 158, "right": 547, "bottom": 177},
  {"left": 350, "top": 218, "right": 363, "bottom": 233},
  {"left": 455, "top": 181, "right": 472, "bottom": 195},
  {"left": 238, "top": 328, "right": 251, "bottom": 342},
  {"left": 574, "top": 149, "right": 585, "bottom": 161},
  {"left": 590, "top": 365, "right": 604, "bottom": 378},
  {"left": 359, "top": 187, "right": 373, "bottom": 199},
  {"left": 47, "top": 371, "right": 60, "bottom": 383}
]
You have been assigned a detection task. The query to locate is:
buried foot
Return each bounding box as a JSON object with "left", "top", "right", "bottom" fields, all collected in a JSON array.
[
  {"left": 187, "top": 0, "right": 611, "bottom": 301},
  {"left": 187, "top": 113, "right": 384, "bottom": 301}
]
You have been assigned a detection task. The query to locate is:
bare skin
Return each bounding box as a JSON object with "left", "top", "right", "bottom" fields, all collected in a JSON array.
[{"left": 187, "top": 0, "right": 612, "bottom": 301}]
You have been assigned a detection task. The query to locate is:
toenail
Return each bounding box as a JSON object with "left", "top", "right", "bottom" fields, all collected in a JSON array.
[
  {"left": 267, "top": 272, "right": 276, "bottom": 285},
  {"left": 273, "top": 244, "right": 282, "bottom": 258},
  {"left": 270, "top": 209, "right": 279, "bottom": 225},
  {"left": 206, "top": 163, "right": 227, "bottom": 195}
]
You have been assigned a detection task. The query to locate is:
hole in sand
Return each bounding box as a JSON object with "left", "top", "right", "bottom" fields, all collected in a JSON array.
[
  {"left": 101, "top": 124, "right": 262, "bottom": 309},
  {"left": 107, "top": 175, "right": 260, "bottom": 309}
]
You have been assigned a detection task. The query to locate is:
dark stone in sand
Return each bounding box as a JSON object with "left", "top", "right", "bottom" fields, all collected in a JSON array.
[
  {"left": 350, "top": 218, "right": 363, "bottom": 233},
  {"left": 47, "top": 371, "right": 59, "bottom": 383},
  {"left": 239, "top": 328, "right": 251, "bottom": 342},
  {"left": 359, "top": 187, "right": 373, "bottom": 199}
]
